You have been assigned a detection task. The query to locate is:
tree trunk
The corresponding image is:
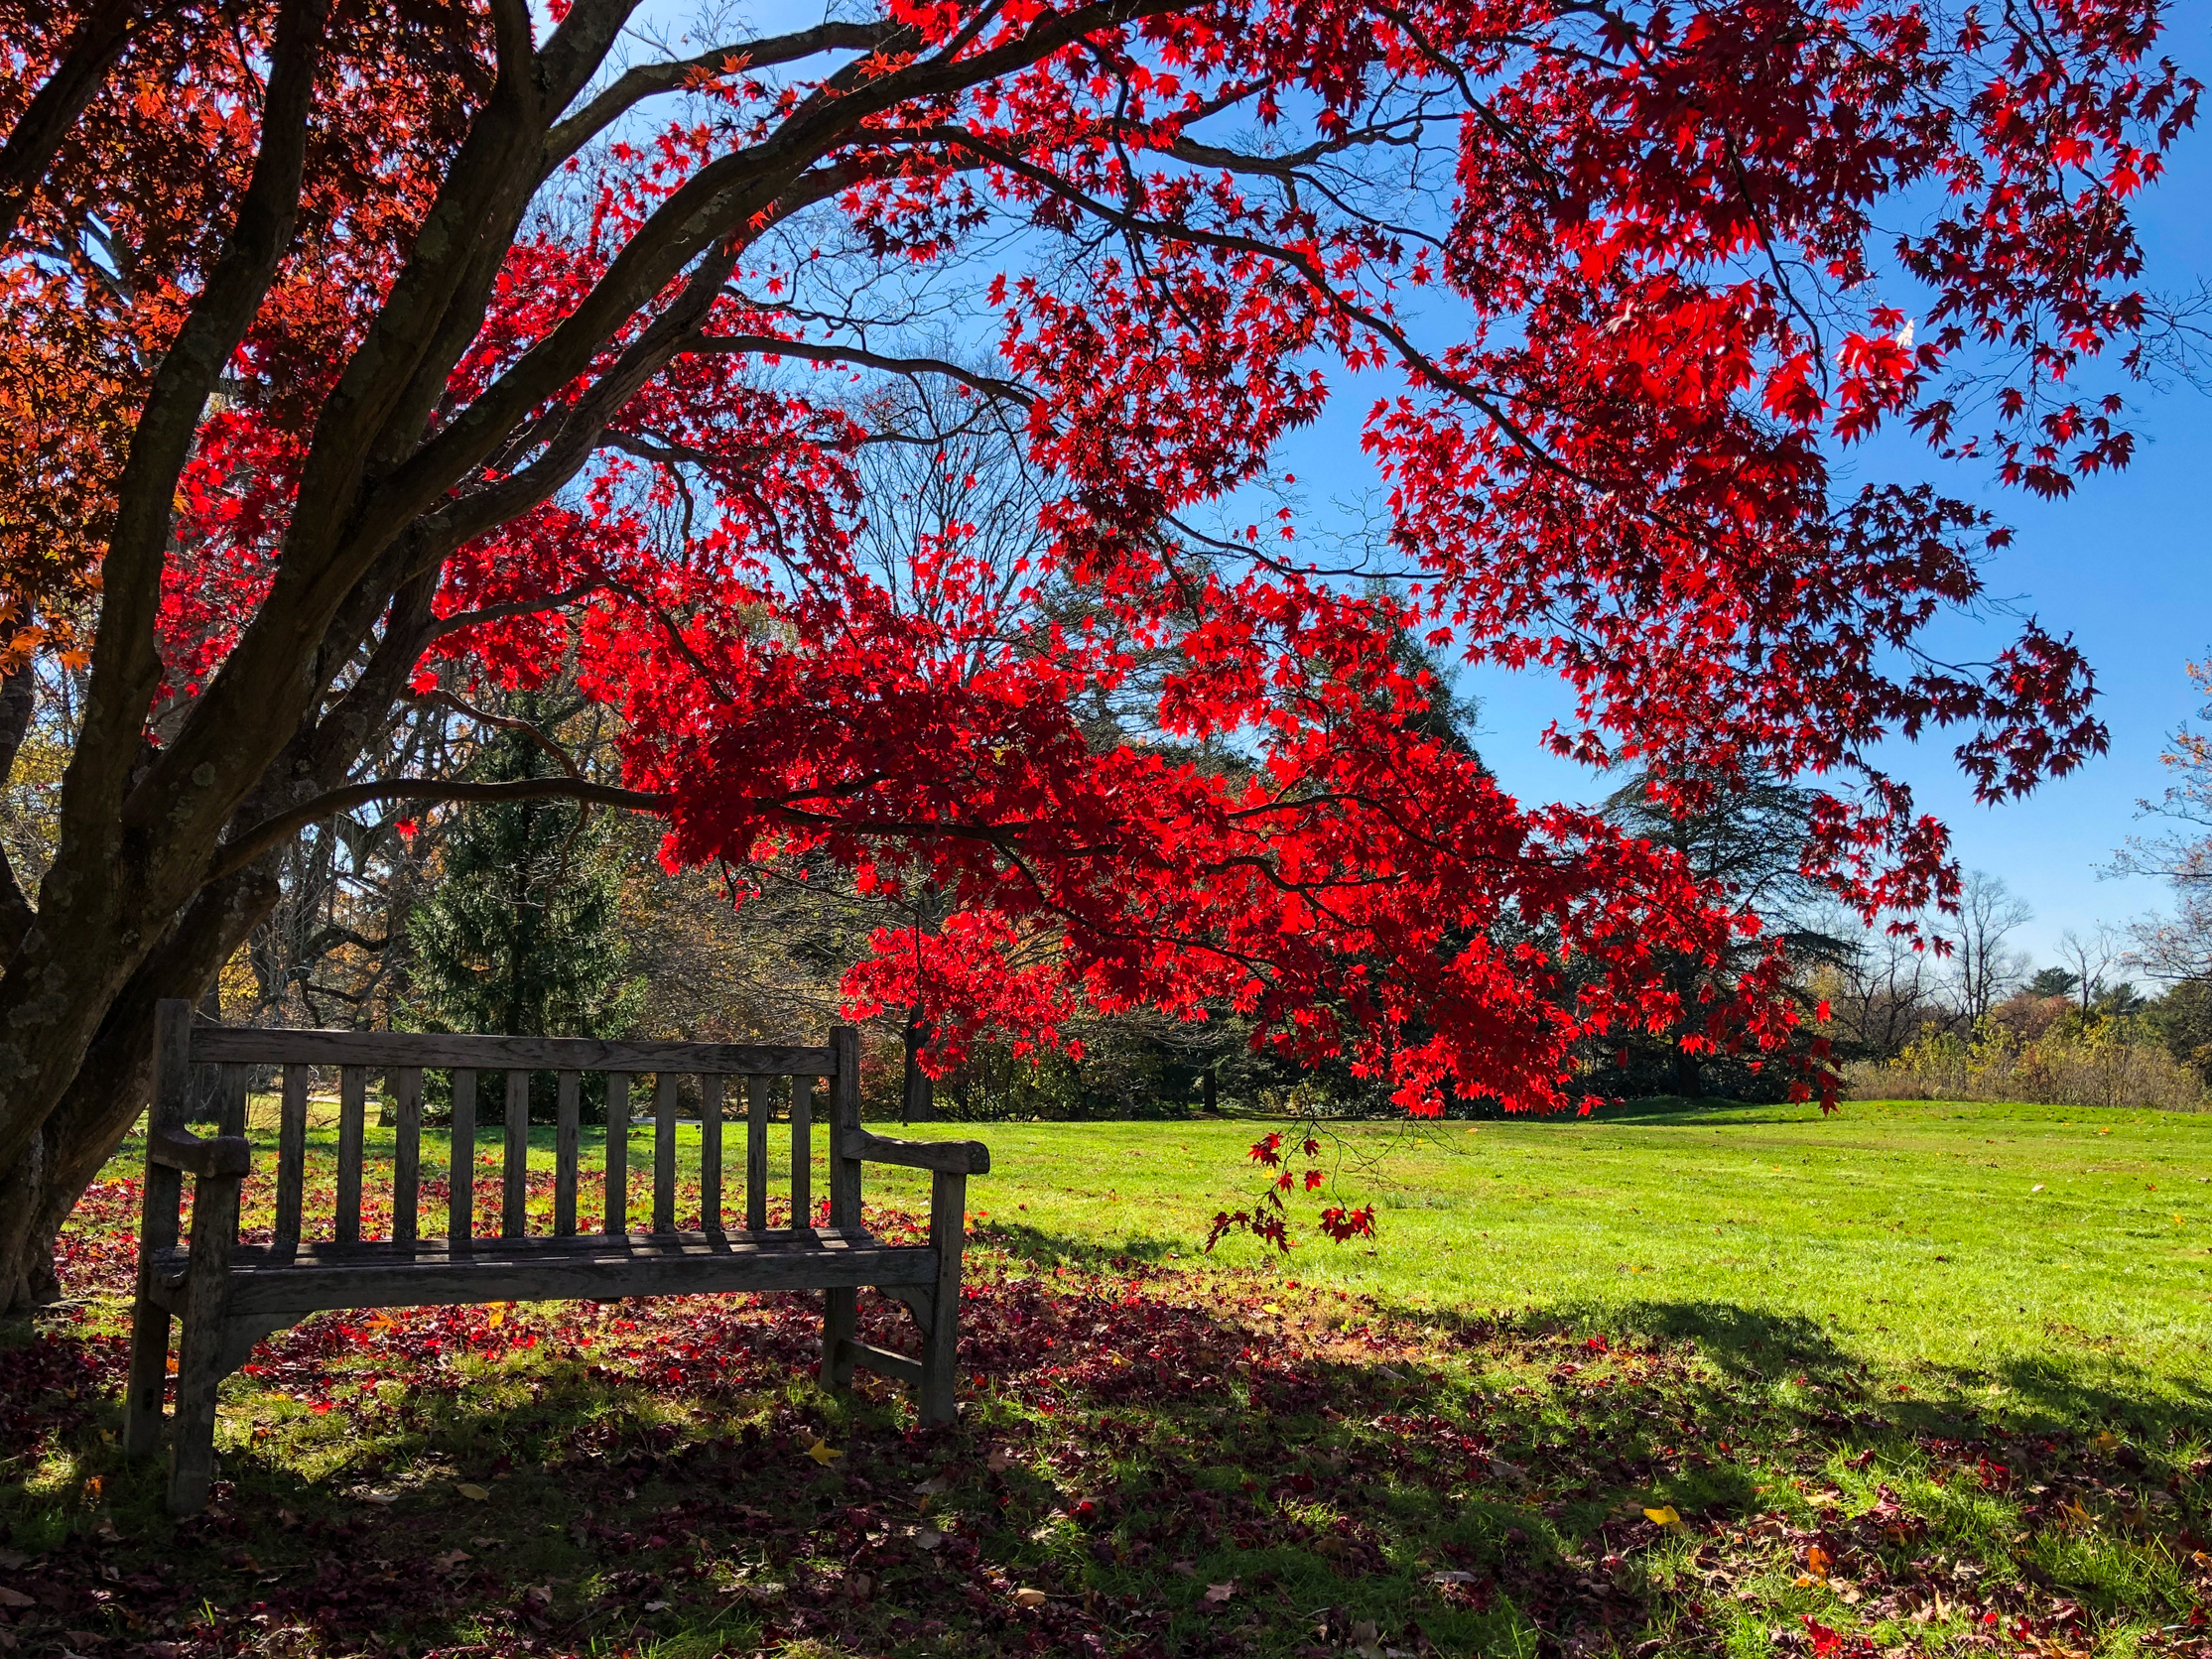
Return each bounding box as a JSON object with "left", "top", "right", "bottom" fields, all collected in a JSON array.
[
  {"left": 0, "top": 855, "right": 283, "bottom": 1311},
  {"left": 0, "top": 1119, "right": 61, "bottom": 1310},
  {"left": 1672, "top": 1044, "right": 1704, "bottom": 1100},
  {"left": 900, "top": 1006, "right": 935, "bottom": 1123}
]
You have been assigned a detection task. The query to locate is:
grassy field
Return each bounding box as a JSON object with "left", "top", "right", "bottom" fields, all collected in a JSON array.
[
  {"left": 885, "top": 1098, "right": 2212, "bottom": 1425},
  {"left": 1, "top": 1096, "right": 2207, "bottom": 1658}
]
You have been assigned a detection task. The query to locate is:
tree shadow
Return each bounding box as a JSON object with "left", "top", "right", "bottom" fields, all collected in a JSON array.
[
  {"left": 976, "top": 1218, "right": 1185, "bottom": 1267},
  {"left": 1459, "top": 1294, "right": 2212, "bottom": 1439}
]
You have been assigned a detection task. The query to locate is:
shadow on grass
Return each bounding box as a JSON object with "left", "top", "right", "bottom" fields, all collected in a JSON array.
[
  {"left": 980, "top": 1219, "right": 1188, "bottom": 1268},
  {"left": 15, "top": 1197, "right": 2209, "bottom": 1659},
  {"left": 1441, "top": 1293, "right": 2212, "bottom": 1442}
]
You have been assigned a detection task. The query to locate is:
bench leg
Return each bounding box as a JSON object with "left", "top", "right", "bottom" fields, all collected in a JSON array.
[
  {"left": 823, "top": 1287, "right": 857, "bottom": 1389},
  {"left": 169, "top": 1174, "right": 240, "bottom": 1517},
  {"left": 122, "top": 1292, "right": 172, "bottom": 1460},
  {"left": 919, "top": 1171, "right": 966, "bottom": 1424}
]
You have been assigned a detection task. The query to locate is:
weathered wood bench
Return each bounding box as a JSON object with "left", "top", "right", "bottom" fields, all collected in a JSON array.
[{"left": 124, "top": 1000, "right": 988, "bottom": 1515}]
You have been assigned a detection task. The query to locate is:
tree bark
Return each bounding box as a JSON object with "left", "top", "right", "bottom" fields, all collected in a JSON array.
[
  {"left": 900, "top": 1006, "right": 936, "bottom": 1123},
  {"left": 0, "top": 856, "right": 283, "bottom": 1311}
]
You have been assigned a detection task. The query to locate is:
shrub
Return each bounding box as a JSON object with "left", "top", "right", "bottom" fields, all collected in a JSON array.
[{"left": 1847, "top": 1010, "right": 2207, "bottom": 1110}]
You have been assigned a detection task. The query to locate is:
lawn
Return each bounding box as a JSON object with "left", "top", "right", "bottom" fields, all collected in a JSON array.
[
  {"left": 1, "top": 1097, "right": 2207, "bottom": 1659},
  {"left": 886, "top": 1099, "right": 2212, "bottom": 1424}
]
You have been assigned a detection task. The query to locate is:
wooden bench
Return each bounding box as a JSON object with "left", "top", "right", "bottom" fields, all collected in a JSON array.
[{"left": 124, "top": 1000, "right": 988, "bottom": 1515}]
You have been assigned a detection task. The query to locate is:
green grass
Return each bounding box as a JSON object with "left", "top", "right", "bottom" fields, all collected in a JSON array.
[
  {"left": 870, "top": 1097, "right": 2212, "bottom": 1427},
  {"left": 3, "top": 1096, "right": 2208, "bottom": 1658}
]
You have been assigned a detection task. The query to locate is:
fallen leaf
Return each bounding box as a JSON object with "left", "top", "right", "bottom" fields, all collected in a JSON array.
[
  {"left": 1205, "top": 1581, "right": 1237, "bottom": 1602},
  {"left": 0, "top": 1588, "right": 33, "bottom": 1608},
  {"left": 915, "top": 1527, "right": 945, "bottom": 1551},
  {"left": 455, "top": 1483, "right": 490, "bottom": 1501},
  {"left": 1014, "top": 1588, "right": 1049, "bottom": 1607},
  {"left": 807, "top": 1440, "right": 844, "bottom": 1466},
  {"left": 986, "top": 1446, "right": 1013, "bottom": 1471},
  {"left": 2031, "top": 1184, "right": 2045, "bottom": 1194},
  {"left": 363, "top": 1489, "right": 400, "bottom": 1505},
  {"left": 434, "top": 1550, "right": 471, "bottom": 1572},
  {"left": 643, "top": 1598, "right": 670, "bottom": 1611},
  {"left": 1643, "top": 1505, "right": 1681, "bottom": 1528},
  {"left": 1807, "top": 1544, "right": 1831, "bottom": 1580}
]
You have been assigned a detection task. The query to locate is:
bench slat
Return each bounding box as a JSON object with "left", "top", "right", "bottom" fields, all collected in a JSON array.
[
  {"left": 823, "top": 1026, "right": 862, "bottom": 1382},
  {"left": 191, "top": 1026, "right": 836, "bottom": 1076},
  {"left": 700, "top": 1075, "right": 722, "bottom": 1234},
  {"left": 503, "top": 1071, "right": 529, "bottom": 1238},
  {"left": 273, "top": 1063, "right": 310, "bottom": 1257},
  {"left": 791, "top": 1076, "right": 812, "bottom": 1231},
  {"left": 450, "top": 1069, "right": 476, "bottom": 1250},
  {"left": 604, "top": 1073, "right": 629, "bottom": 1234},
  {"left": 216, "top": 1063, "right": 249, "bottom": 1138},
  {"left": 747, "top": 1074, "right": 770, "bottom": 1231},
  {"left": 393, "top": 1068, "right": 423, "bottom": 1247},
  {"left": 336, "top": 1067, "right": 367, "bottom": 1245},
  {"left": 829, "top": 1028, "right": 861, "bottom": 1228},
  {"left": 166, "top": 1232, "right": 938, "bottom": 1319},
  {"left": 653, "top": 1073, "right": 677, "bottom": 1233},
  {"left": 554, "top": 1072, "right": 580, "bottom": 1237}
]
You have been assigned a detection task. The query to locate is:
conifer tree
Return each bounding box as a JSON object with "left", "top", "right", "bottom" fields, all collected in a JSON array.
[{"left": 405, "top": 709, "right": 641, "bottom": 1114}]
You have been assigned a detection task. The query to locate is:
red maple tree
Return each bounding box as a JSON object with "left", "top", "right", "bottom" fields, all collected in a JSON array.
[{"left": 0, "top": 0, "right": 2193, "bottom": 1299}]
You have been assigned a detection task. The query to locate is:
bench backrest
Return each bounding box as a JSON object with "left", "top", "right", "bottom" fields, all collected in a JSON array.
[{"left": 149, "top": 999, "right": 863, "bottom": 1256}]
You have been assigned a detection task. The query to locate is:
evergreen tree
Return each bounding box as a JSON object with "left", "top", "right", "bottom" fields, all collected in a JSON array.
[{"left": 404, "top": 706, "right": 642, "bottom": 1116}]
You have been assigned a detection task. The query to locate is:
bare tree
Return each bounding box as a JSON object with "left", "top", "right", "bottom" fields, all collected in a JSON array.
[
  {"left": 2055, "top": 923, "right": 2126, "bottom": 1013},
  {"left": 1804, "top": 906, "right": 1947, "bottom": 1059},
  {"left": 2113, "top": 659, "right": 2212, "bottom": 985},
  {"left": 1943, "top": 870, "right": 2032, "bottom": 1025}
]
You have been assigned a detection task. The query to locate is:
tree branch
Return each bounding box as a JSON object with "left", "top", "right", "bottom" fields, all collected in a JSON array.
[
  {"left": 428, "top": 580, "right": 609, "bottom": 639},
  {"left": 0, "top": 0, "right": 150, "bottom": 249},
  {"left": 0, "top": 660, "right": 37, "bottom": 957},
  {"left": 57, "top": 0, "right": 330, "bottom": 863},
  {"left": 207, "top": 776, "right": 672, "bottom": 887},
  {"left": 545, "top": 21, "right": 898, "bottom": 169},
  {"left": 687, "top": 333, "right": 1037, "bottom": 405}
]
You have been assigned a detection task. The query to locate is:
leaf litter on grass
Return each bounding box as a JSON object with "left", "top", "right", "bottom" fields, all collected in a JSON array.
[{"left": 0, "top": 1175, "right": 2208, "bottom": 1657}]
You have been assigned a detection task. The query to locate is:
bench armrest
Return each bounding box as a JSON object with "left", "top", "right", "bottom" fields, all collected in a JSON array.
[
  {"left": 843, "top": 1128, "right": 989, "bottom": 1176},
  {"left": 150, "top": 1124, "right": 252, "bottom": 1179}
]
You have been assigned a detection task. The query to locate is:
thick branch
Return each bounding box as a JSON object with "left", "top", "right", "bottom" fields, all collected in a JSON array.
[
  {"left": 65, "top": 0, "right": 329, "bottom": 856},
  {"left": 207, "top": 776, "right": 672, "bottom": 887},
  {"left": 545, "top": 22, "right": 897, "bottom": 168},
  {"left": 687, "top": 333, "right": 1037, "bottom": 405},
  {"left": 0, "top": 661, "right": 35, "bottom": 955},
  {"left": 0, "top": 0, "right": 149, "bottom": 248}
]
